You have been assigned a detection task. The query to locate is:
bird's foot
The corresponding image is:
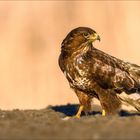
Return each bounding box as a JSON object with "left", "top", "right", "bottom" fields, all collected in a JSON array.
[
  {"left": 102, "top": 109, "right": 106, "bottom": 116},
  {"left": 62, "top": 105, "right": 84, "bottom": 120}
]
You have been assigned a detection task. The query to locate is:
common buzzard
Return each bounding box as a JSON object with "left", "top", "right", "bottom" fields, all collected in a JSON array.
[{"left": 59, "top": 27, "right": 140, "bottom": 117}]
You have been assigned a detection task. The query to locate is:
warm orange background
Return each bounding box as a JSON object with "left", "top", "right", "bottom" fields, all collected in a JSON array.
[{"left": 0, "top": 1, "right": 140, "bottom": 109}]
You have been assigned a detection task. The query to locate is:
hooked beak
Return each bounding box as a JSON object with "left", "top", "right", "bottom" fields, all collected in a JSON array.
[
  {"left": 88, "top": 33, "right": 101, "bottom": 42},
  {"left": 96, "top": 34, "right": 101, "bottom": 42}
]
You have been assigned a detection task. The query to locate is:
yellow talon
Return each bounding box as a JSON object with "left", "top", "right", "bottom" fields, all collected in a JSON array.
[
  {"left": 74, "top": 115, "right": 80, "bottom": 119},
  {"left": 102, "top": 109, "right": 106, "bottom": 116}
]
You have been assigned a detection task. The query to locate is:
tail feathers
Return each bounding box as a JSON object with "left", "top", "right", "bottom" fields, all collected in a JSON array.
[{"left": 117, "top": 92, "right": 140, "bottom": 112}]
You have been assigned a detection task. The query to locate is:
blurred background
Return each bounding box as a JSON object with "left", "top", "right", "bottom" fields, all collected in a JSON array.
[{"left": 0, "top": 1, "right": 140, "bottom": 109}]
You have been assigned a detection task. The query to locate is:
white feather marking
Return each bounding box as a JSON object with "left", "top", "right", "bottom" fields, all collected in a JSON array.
[
  {"left": 64, "top": 71, "right": 67, "bottom": 77},
  {"left": 129, "top": 93, "right": 140, "bottom": 100}
]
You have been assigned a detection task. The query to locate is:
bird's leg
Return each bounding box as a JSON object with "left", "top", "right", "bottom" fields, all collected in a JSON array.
[
  {"left": 62, "top": 90, "right": 92, "bottom": 120},
  {"left": 75, "top": 90, "right": 93, "bottom": 117},
  {"left": 74, "top": 105, "right": 84, "bottom": 118},
  {"left": 62, "top": 105, "right": 84, "bottom": 120},
  {"left": 96, "top": 88, "right": 121, "bottom": 116}
]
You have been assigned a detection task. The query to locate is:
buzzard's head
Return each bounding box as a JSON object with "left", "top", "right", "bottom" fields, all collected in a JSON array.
[{"left": 61, "top": 27, "right": 100, "bottom": 51}]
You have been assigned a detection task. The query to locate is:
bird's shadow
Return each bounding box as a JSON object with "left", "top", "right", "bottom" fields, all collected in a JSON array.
[
  {"left": 51, "top": 104, "right": 90, "bottom": 116},
  {"left": 119, "top": 110, "right": 140, "bottom": 117},
  {"left": 51, "top": 104, "right": 140, "bottom": 117}
]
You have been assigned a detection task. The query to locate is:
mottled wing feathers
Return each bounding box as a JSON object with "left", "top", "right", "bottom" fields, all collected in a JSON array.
[
  {"left": 125, "top": 62, "right": 140, "bottom": 83},
  {"left": 87, "top": 47, "right": 139, "bottom": 92}
]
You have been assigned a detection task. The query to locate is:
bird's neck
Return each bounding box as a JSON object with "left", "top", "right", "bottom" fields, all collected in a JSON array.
[{"left": 61, "top": 41, "right": 92, "bottom": 57}]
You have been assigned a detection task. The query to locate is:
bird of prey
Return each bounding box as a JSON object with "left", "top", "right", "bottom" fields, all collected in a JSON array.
[{"left": 59, "top": 27, "right": 140, "bottom": 117}]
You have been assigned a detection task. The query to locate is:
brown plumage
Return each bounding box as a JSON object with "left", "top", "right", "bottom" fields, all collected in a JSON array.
[{"left": 59, "top": 27, "right": 140, "bottom": 117}]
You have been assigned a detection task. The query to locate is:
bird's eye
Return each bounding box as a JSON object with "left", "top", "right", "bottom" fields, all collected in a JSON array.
[{"left": 83, "top": 32, "right": 89, "bottom": 37}]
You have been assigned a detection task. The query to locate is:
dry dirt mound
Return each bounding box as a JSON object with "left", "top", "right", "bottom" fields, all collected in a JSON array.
[{"left": 0, "top": 104, "right": 139, "bottom": 140}]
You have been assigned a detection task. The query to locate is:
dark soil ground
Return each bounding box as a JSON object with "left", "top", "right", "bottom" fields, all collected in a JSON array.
[{"left": 0, "top": 104, "right": 139, "bottom": 140}]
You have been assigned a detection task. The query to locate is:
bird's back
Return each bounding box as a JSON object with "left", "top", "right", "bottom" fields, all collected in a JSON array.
[{"left": 89, "top": 47, "right": 140, "bottom": 93}]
